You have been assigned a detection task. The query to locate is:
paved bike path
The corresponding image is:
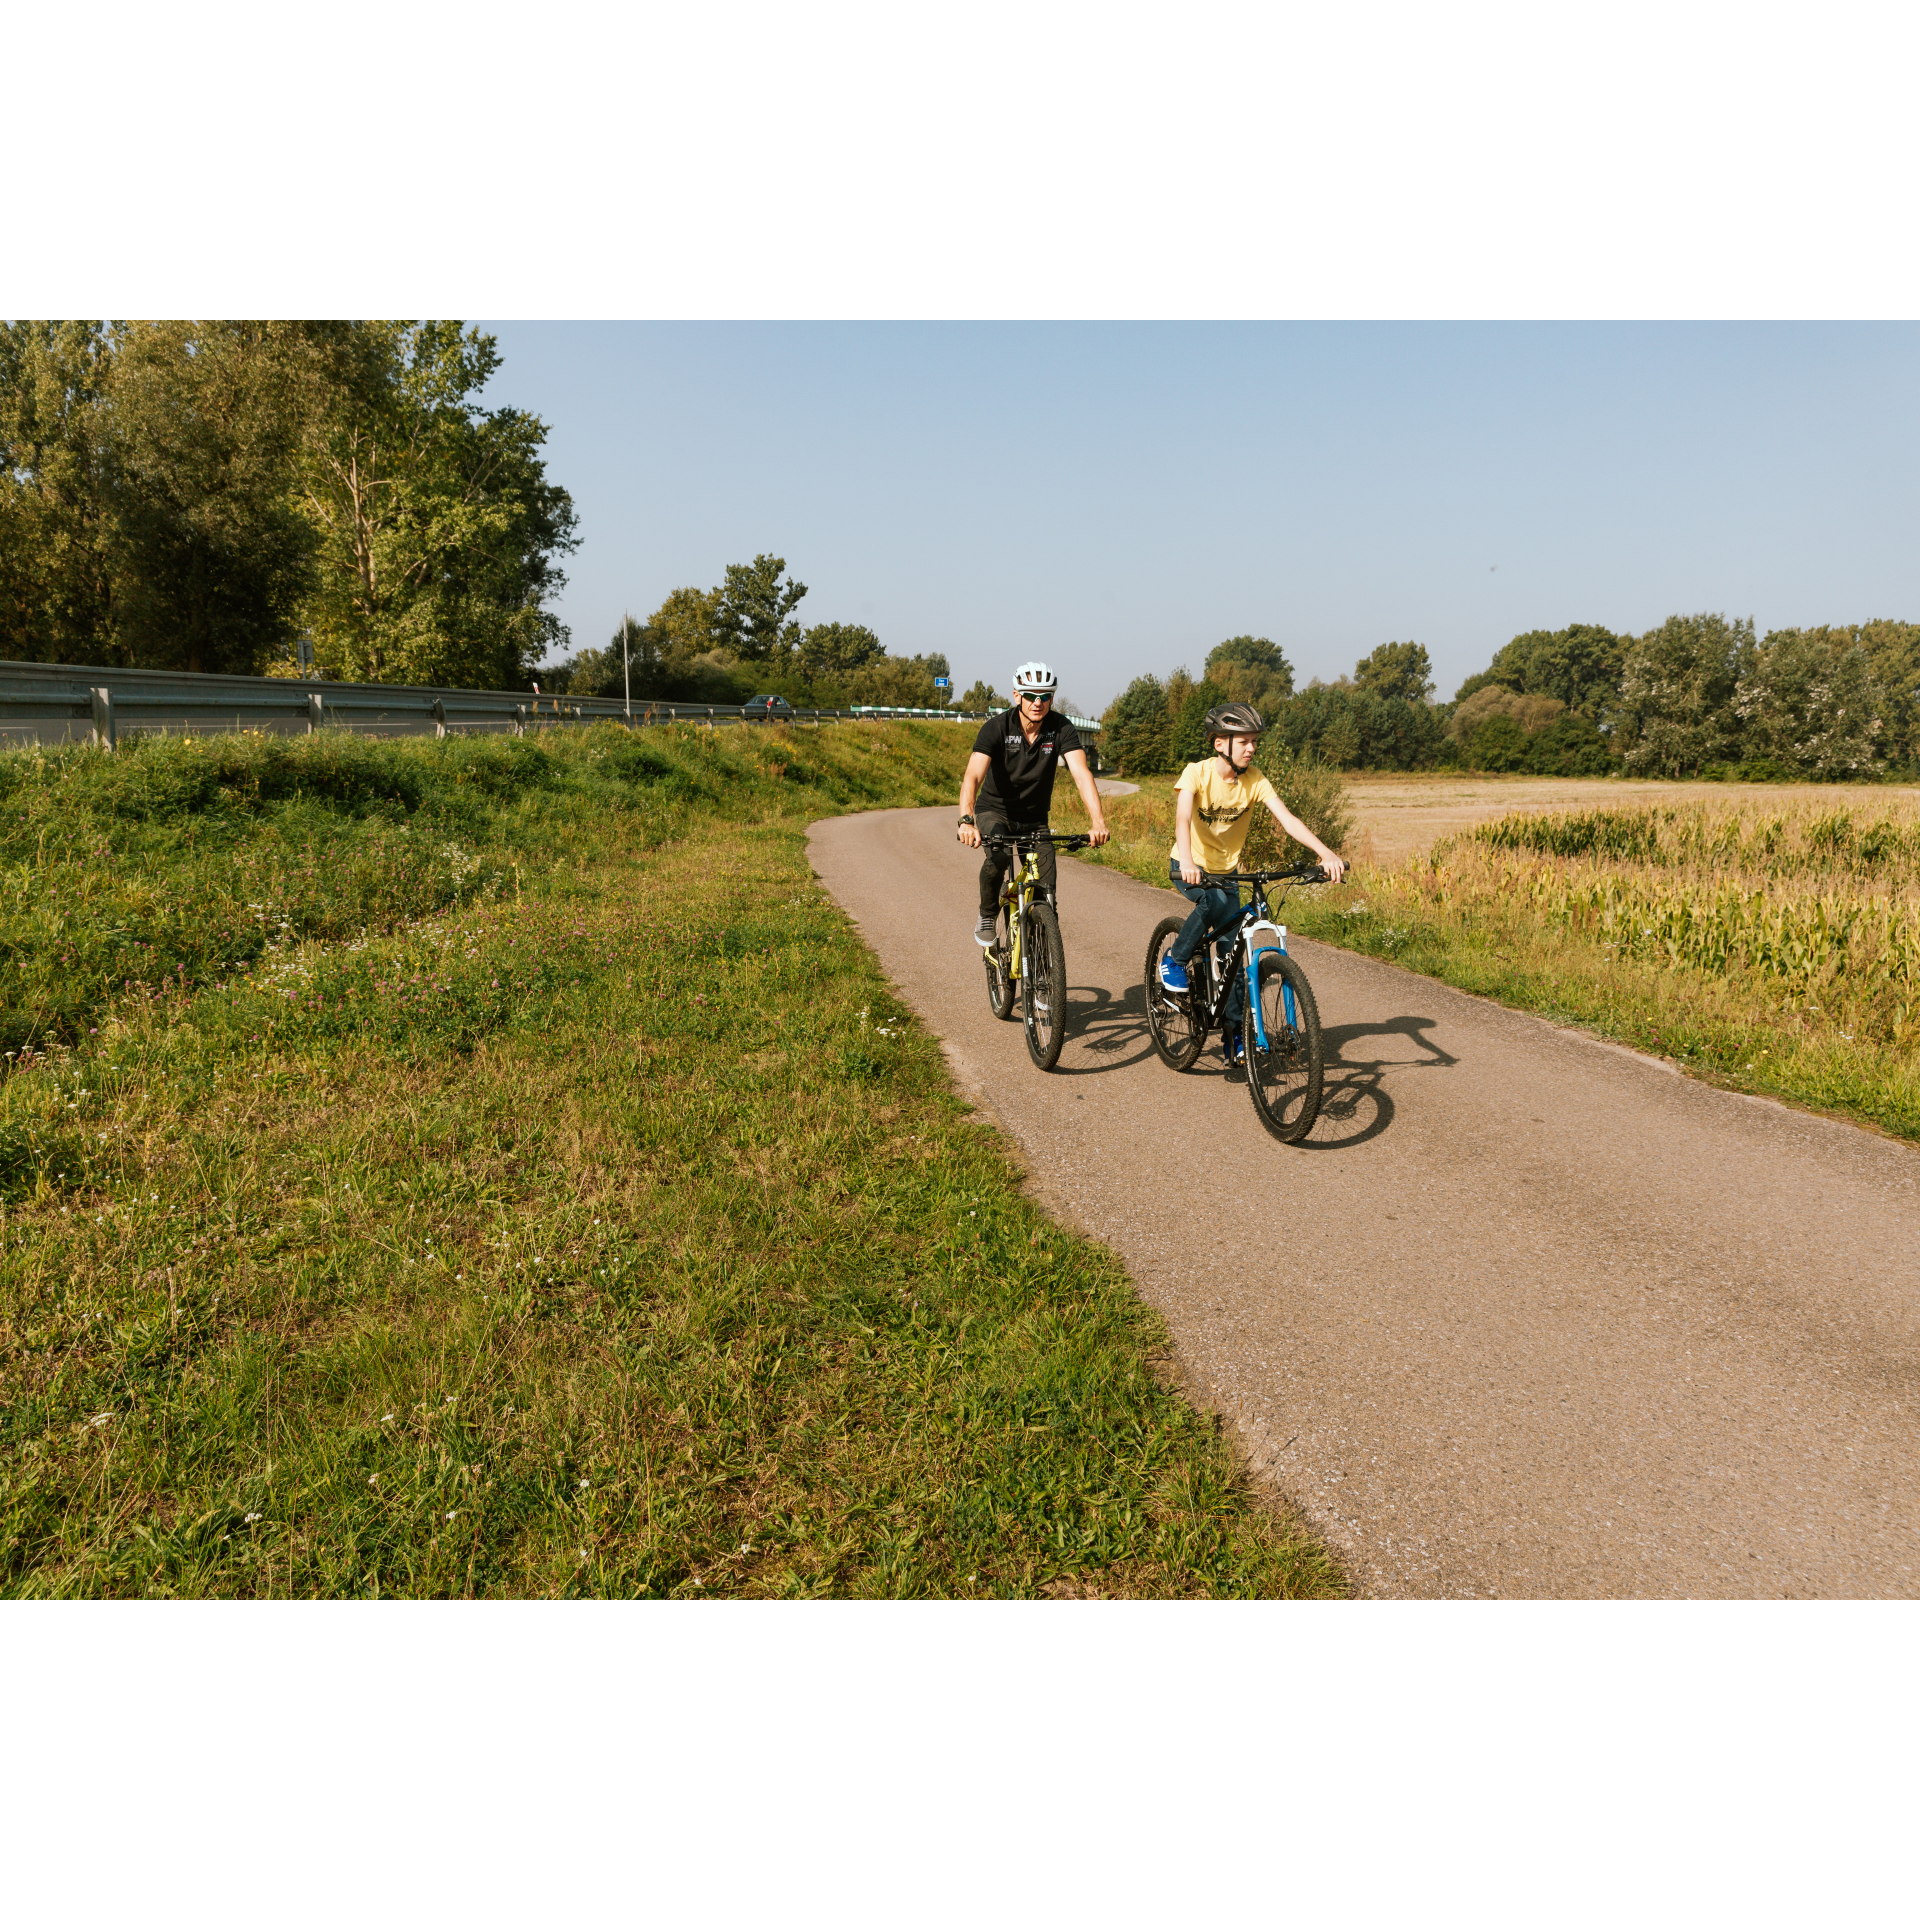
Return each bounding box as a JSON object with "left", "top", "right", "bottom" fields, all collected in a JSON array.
[{"left": 808, "top": 807, "right": 1920, "bottom": 1598}]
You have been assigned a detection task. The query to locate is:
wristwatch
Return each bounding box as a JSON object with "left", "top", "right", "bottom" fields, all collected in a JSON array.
[{"left": 958, "top": 813, "right": 975, "bottom": 825}]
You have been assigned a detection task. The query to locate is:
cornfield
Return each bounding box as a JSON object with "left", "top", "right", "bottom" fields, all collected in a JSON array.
[{"left": 1369, "top": 798, "right": 1920, "bottom": 1049}]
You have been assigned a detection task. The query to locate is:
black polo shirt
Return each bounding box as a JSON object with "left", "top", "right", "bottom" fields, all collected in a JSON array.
[{"left": 972, "top": 708, "right": 1084, "bottom": 822}]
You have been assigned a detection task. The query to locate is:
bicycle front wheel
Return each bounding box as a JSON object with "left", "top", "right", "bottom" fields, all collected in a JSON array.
[
  {"left": 1022, "top": 901, "right": 1068, "bottom": 1070},
  {"left": 1246, "top": 948, "right": 1323, "bottom": 1143},
  {"left": 1144, "top": 917, "right": 1206, "bottom": 1071},
  {"left": 985, "top": 908, "right": 1016, "bottom": 1019}
]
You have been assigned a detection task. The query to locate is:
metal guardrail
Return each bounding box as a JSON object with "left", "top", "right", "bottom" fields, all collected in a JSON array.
[{"left": 0, "top": 658, "right": 1102, "bottom": 751}]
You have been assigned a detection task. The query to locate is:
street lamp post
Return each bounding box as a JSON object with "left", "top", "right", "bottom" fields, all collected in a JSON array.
[{"left": 622, "top": 611, "right": 632, "bottom": 721}]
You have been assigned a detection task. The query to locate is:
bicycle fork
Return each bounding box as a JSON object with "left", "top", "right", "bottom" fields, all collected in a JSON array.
[{"left": 1239, "top": 914, "right": 1293, "bottom": 1055}]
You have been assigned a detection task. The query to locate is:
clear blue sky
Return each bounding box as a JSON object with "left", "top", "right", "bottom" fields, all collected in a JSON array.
[{"left": 477, "top": 323, "right": 1920, "bottom": 713}]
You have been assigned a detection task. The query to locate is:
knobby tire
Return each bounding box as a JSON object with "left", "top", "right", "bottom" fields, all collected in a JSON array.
[
  {"left": 1144, "top": 916, "right": 1206, "bottom": 1071},
  {"left": 1022, "top": 900, "right": 1067, "bottom": 1070},
  {"left": 985, "top": 905, "right": 1017, "bottom": 1020},
  {"left": 1246, "top": 948, "right": 1323, "bottom": 1143}
]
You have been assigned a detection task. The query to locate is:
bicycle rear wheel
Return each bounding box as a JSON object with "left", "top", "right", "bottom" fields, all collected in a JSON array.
[
  {"left": 1022, "top": 901, "right": 1068, "bottom": 1070},
  {"left": 1246, "top": 948, "right": 1323, "bottom": 1142},
  {"left": 1144, "top": 917, "right": 1205, "bottom": 1071},
  {"left": 984, "top": 908, "right": 1016, "bottom": 1019}
]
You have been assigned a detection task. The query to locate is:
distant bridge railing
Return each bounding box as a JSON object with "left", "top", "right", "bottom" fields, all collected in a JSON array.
[{"left": 0, "top": 659, "right": 1101, "bottom": 752}]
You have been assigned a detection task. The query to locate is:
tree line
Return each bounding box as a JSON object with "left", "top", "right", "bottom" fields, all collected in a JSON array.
[
  {"left": 543, "top": 555, "right": 1018, "bottom": 713},
  {"left": 1101, "top": 617, "right": 1920, "bottom": 781},
  {"left": 1, "top": 321, "right": 578, "bottom": 688}
]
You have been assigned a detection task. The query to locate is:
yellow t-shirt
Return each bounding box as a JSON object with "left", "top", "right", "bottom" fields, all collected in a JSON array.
[{"left": 1170, "top": 759, "right": 1278, "bottom": 874}]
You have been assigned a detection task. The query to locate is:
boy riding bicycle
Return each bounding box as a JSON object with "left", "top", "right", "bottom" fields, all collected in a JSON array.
[
  {"left": 956, "top": 661, "right": 1110, "bottom": 941},
  {"left": 1159, "top": 702, "right": 1346, "bottom": 1067}
]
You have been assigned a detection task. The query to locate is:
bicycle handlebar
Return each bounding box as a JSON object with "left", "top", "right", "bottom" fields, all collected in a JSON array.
[
  {"left": 1201, "top": 861, "right": 1336, "bottom": 886},
  {"left": 980, "top": 831, "right": 1093, "bottom": 851}
]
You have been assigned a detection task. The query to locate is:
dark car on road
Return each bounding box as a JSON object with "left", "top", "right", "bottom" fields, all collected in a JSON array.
[{"left": 742, "top": 695, "right": 795, "bottom": 720}]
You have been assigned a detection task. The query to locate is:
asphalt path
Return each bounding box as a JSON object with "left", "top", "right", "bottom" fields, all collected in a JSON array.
[{"left": 808, "top": 807, "right": 1920, "bottom": 1598}]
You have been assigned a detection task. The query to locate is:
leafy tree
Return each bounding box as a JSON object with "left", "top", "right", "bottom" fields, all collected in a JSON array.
[
  {"left": 799, "top": 621, "right": 883, "bottom": 680},
  {"left": 1457, "top": 697, "right": 1613, "bottom": 778},
  {"left": 1318, "top": 706, "right": 1362, "bottom": 768},
  {"left": 958, "top": 678, "right": 999, "bottom": 712},
  {"left": 1447, "top": 684, "right": 1567, "bottom": 746},
  {"left": 1735, "top": 627, "right": 1880, "bottom": 779},
  {"left": 1459, "top": 624, "right": 1625, "bottom": 715},
  {"left": 298, "top": 322, "right": 578, "bottom": 688},
  {"left": 1278, "top": 684, "right": 1446, "bottom": 771},
  {"left": 1101, "top": 674, "right": 1174, "bottom": 776},
  {"left": 651, "top": 585, "right": 721, "bottom": 657},
  {"left": 1615, "top": 613, "right": 1754, "bottom": 777},
  {"left": 1523, "top": 709, "right": 1616, "bottom": 776},
  {"left": 109, "top": 321, "right": 322, "bottom": 675},
  {"left": 0, "top": 321, "right": 119, "bottom": 664},
  {"left": 1354, "top": 640, "right": 1435, "bottom": 703},
  {"left": 1170, "top": 682, "right": 1220, "bottom": 765},
  {"left": 711, "top": 553, "right": 807, "bottom": 662},
  {"left": 1857, "top": 619, "right": 1920, "bottom": 766},
  {"left": 1468, "top": 712, "right": 1532, "bottom": 772},
  {"left": 610, "top": 612, "right": 666, "bottom": 696},
  {"left": 2, "top": 318, "right": 576, "bottom": 688},
  {"left": 549, "top": 614, "right": 662, "bottom": 699},
  {"left": 1204, "top": 634, "right": 1294, "bottom": 709},
  {"left": 846, "top": 651, "right": 951, "bottom": 708}
]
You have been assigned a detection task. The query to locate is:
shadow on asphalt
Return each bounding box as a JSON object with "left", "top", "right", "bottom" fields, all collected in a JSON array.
[
  {"left": 1054, "top": 983, "right": 1158, "bottom": 1075},
  {"left": 1302, "top": 1015, "right": 1458, "bottom": 1150},
  {"left": 1048, "top": 987, "right": 1458, "bottom": 1157}
]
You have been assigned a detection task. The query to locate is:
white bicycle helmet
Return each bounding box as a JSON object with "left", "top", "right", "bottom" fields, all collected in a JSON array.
[{"left": 1011, "top": 661, "right": 1059, "bottom": 695}]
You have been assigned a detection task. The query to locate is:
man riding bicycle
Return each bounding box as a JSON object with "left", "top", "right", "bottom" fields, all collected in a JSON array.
[
  {"left": 1159, "top": 702, "right": 1346, "bottom": 1067},
  {"left": 956, "top": 662, "right": 1110, "bottom": 944}
]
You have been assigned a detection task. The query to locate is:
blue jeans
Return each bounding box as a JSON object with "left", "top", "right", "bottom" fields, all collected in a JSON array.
[{"left": 1168, "top": 861, "right": 1250, "bottom": 1025}]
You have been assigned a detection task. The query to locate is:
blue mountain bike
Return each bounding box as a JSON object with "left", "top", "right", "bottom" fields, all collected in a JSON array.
[{"left": 1143, "top": 861, "right": 1332, "bottom": 1142}]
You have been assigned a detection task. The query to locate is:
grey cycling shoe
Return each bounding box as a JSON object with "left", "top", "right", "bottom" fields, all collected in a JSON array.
[{"left": 974, "top": 915, "right": 997, "bottom": 947}]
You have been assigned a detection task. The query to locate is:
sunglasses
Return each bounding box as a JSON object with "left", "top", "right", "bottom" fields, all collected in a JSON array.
[{"left": 1019, "top": 691, "right": 1054, "bottom": 706}]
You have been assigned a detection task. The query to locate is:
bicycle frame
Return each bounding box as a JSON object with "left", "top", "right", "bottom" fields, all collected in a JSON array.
[
  {"left": 995, "top": 845, "right": 1046, "bottom": 978},
  {"left": 983, "top": 830, "right": 1086, "bottom": 977},
  {"left": 1191, "top": 869, "right": 1315, "bottom": 1046}
]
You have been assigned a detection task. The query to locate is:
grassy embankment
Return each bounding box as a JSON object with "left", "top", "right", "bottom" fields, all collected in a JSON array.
[
  {"left": 0, "top": 722, "right": 1338, "bottom": 1597},
  {"left": 1058, "top": 774, "right": 1920, "bottom": 1143}
]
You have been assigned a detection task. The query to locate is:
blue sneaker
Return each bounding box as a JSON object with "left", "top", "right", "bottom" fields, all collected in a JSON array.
[
  {"left": 1157, "top": 955, "right": 1189, "bottom": 995},
  {"left": 1222, "top": 1030, "right": 1245, "bottom": 1069}
]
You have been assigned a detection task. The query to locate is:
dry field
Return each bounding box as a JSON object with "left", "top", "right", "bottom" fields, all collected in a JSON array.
[{"left": 1341, "top": 772, "right": 1920, "bottom": 865}]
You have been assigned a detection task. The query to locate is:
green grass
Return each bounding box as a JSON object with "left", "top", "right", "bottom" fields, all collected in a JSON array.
[{"left": 1, "top": 723, "right": 1339, "bottom": 1598}]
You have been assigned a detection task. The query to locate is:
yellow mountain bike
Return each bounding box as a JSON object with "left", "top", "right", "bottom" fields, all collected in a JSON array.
[{"left": 981, "top": 828, "right": 1091, "bottom": 1071}]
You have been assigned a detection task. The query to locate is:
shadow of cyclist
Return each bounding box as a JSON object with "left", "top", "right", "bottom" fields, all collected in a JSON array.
[
  {"left": 1053, "top": 982, "right": 1159, "bottom": 1075},
  {"left": 1300, "top": 1014, "right": 1457, "bottom": 1150}
]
